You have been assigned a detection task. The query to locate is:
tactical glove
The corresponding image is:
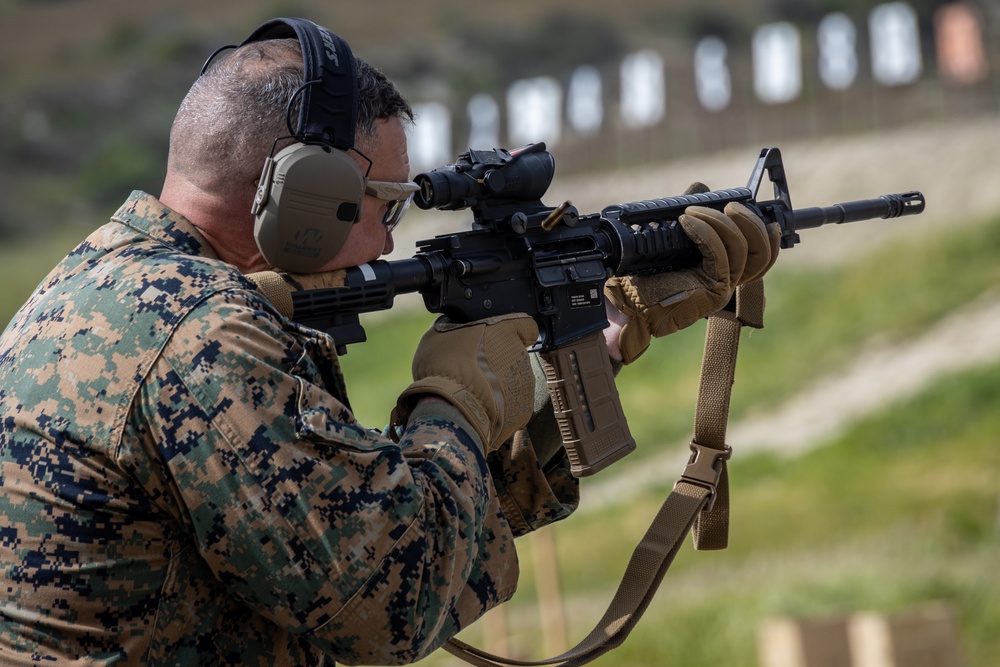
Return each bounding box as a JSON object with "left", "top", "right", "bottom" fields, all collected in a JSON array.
[
  {"left": 605, "top": 188, "right": 780, "bottom": 364},
  {"left": 392, "top": 314, "right": 539, "bottom": 453}
]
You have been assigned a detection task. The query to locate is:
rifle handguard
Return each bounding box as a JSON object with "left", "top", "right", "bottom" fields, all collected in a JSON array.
[{"left": 538, "top": 331, "right": 636, "bottom": 476}]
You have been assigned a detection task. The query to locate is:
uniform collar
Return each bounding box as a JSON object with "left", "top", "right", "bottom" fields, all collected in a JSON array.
[{"left": 111, "top": 190, "right": 220, "bottom": 260}]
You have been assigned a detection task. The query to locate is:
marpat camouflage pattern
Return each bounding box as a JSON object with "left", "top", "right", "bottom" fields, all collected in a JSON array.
[{"left": 0, "top": 191, "right": 578, "bottom": 666}]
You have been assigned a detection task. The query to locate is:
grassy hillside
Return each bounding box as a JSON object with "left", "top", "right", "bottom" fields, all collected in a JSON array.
[
  {"left": 535, "top": 361, "right": 1000, "bottom": 666},
  {"left": 332, "top": 209, "right": 1000, "bottom": 666}
]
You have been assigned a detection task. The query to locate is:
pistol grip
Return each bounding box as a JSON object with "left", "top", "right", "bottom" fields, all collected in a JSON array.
[{"left": 538, "top": 331, "right": 636, "bottom": 477}]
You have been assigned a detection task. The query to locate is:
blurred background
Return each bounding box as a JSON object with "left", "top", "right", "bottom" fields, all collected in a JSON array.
[{"left": 2, "top": 0, "right": 999, "bottom": 665}]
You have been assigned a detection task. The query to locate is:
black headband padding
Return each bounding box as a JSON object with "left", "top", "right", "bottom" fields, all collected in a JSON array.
[{"left": 240, "top": 17, "right": 358, "bottom": 150}]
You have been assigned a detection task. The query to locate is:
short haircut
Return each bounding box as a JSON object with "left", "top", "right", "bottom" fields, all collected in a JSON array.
[{"left": 167, "top": 37, "right": 413, "bottom": 191}]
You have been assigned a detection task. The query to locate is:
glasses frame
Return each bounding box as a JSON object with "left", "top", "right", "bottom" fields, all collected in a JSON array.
[{"left": 365, "top": 180, "right": 420, "bottom": 232}]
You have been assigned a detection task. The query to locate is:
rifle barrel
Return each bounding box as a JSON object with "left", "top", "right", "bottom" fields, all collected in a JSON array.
[{"left": 792, "top": 191, "right": 925, "bottom": 230}]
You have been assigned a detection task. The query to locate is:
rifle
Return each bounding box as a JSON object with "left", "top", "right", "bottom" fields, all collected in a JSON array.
[{"left": 286, "top": 144, "right": 925, "bottom": 477}]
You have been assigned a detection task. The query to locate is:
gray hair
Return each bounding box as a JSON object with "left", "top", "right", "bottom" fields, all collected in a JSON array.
[{"left": 167, "top": 37, "right": 412, "bottom": 192}]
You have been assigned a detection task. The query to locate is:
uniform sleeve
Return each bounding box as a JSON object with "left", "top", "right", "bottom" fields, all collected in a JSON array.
[
  {"left": 483, "top": 352, "right": 580, "bottom": 537},
  {"left": 488, "top": 433, "right": 580, "bottom": 538},
  {"left": 134, "top": 289, "right": 518, "bottom": 665}
]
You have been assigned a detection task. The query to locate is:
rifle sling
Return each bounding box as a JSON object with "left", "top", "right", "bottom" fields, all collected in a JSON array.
[{"left": 444, "top": 278, "right": 765, "bottom": 666}]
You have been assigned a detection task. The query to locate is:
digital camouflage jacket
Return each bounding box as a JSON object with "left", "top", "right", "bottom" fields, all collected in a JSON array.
[{"left": 0, "top": 191, "right": 578, "bottom": 666}]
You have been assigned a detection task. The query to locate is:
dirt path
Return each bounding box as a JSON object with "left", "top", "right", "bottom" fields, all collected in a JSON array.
[{"left": 729, "top": 290, "right": 1000, "bottom": 456}]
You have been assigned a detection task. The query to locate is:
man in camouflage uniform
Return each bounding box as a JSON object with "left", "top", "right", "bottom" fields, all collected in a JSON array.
[{"left": 0, "top": 18, "right": 777, "bottom": 667}]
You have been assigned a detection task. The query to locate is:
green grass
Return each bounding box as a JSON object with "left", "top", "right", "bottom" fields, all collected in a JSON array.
[
  {"left": 422, "top": 361, "right": 1000, "bottom": 667},
  {"left": 343, "top": 213, "right": 1000, "bottom": 666},
  {"left": 337, "top": 307, "right": 436, "bottom": 427}
]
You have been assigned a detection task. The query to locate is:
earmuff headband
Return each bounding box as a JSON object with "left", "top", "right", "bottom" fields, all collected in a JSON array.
[{"left": 239, "top": 18, "right": 358, "bottom": 151}]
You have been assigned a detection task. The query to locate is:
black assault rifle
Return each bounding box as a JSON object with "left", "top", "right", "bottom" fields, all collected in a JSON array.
[{"left": 288, "top": 144, "right": 925, "bottom": 476}]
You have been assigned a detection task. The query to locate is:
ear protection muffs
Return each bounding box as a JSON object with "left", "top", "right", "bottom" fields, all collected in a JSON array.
[
  {"left": 251, "top": 141, "right": 365, "bottom": 273},
  {"left": 208, "top": 18, "right": 366, "bottom": 273}
]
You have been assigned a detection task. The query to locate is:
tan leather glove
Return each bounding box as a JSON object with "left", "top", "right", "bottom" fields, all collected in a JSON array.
[
  {"left": 392, "top": 314, "right": 539, "bottom": 453},
  {"left": 605, "top": 187, "right": 780, "bottom": 364}
]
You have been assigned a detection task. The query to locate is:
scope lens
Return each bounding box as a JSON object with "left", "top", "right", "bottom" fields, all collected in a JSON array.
[{"left": 415, "top": 177, "right": 435, "bottom": 209}]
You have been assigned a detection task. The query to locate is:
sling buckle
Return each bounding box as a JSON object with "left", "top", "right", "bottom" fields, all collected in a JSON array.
[{"left": 677, "top": 442, "right": 732, "bottom": 511}]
